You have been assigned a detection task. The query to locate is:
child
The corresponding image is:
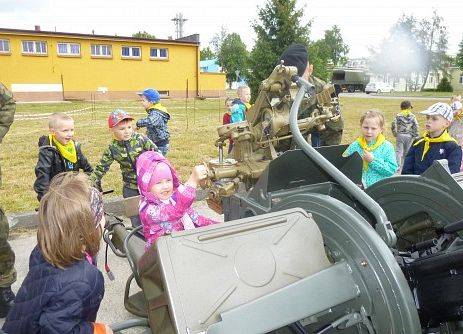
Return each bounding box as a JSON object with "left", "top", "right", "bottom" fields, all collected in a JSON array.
[
  {"left": 136, "top": 151, "right": 219, "bottom": 249},
  {"left": 222, "top": 97, "right": 233, "bottom": 125},
  {"left": 449, "top": 96, "right": 463, "bottom": 146},
  {"left": 449, "top": 97, "right": 463, "bottom": 172},
  {"left": 2, "top": 172, "right": 113, "bottom": 334},
  {"left": 231, "top": 85, "right": 252, "bottom": 123},
  {"left": 391, "top": 100, "right": 419, "bottom": 171},
  {"left": 137, "top": 88, "right": 170, "bottom": 156},
  {"left": 223, "top": 97, "right": 234, "bottom": 153},
  {"left": 343, "top": 109, "right": 397, "bottom": 188},
  {"left": 90, "top": 109, "right": 158, "bottom": 227},
  {"left": 402, "top": 102, "right": 462, "bottom": 175},
  {"left": 34, "top": 112, "right": 93, "bottom": 201}
]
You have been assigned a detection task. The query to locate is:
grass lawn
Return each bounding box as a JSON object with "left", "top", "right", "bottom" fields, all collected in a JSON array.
[
  {"left": 1, "top": 96, "right": 447, "bottom": 213},
  {"left": 377, "top": 91, "right": 461, "bottom": 98}
]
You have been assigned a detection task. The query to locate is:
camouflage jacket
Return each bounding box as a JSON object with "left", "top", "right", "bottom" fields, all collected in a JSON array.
[
  {"left": 0, "top": 83, "right": 15, "bottom": 144},
  {"left": 391, "top": 113, "right": 419, "bottom": 138},
  {"left": 90, "top": 132, "right": 158, "bottom": 190},
  {"left": 0, "top": 83, "right": 15, "bottom": 187},
  {"left": 298, "top": 76, "right": 344, "bottom": 132}
]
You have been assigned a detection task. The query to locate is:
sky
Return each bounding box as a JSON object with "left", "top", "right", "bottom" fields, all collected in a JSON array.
[{"left": 0, "top": 0, "right": 462, "bottom": 58}]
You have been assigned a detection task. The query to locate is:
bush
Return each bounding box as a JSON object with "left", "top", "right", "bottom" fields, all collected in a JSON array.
[{"left": 436, "top": 77, "right": 453, "bottom": 92}]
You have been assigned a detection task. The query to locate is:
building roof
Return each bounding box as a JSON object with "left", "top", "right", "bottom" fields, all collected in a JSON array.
[{"left": 0, "top": 27, "right": 200, "bottom": 46}]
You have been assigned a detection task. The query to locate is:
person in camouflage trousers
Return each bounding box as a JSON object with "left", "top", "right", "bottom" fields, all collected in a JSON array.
[
  {"left": 0, "top": 83, "right": 16, "bottom": 317},
  {"left": 303, "top": 67, "right": 344, "bottom": 146},
  {"left": 90, "top": 109, "right": 159, "bottom": 227}
]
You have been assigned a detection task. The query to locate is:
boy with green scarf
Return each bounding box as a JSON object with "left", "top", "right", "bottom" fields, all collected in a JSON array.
[{"left": 34, "top": 113, "right": 93, "bottom": 201}]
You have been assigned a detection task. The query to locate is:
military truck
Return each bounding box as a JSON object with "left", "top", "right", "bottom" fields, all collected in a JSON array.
[{"left": 331, "top": 68, "right": 370, "bottom": 93}]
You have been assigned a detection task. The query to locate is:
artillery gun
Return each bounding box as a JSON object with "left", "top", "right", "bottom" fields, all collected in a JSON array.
[
  {"left": 205, "top": 63, "right": 339, "bottom": 212},
  {"left": 104, "top": 65, "right": 463, "bottom": 334}
]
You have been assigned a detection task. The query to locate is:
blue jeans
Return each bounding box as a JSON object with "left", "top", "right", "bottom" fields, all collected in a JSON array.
[
  {"left": 311, "top": 131, "right": 321, "bottom": 147},
  {"left": 156, "top": 140, "right": 169, "bottom": 156}
]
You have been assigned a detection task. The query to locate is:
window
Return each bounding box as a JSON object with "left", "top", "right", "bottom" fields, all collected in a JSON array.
[
  {"left": 22, "top": 40, "right": 47, "bottom": 55},
  {"left": 57, "top": 42, "right": 81, "bottom": 56},
  {"left": 0, "top": 40, "right": 10, "bottom": 53},
  {"left": 91, "top": 44, "right": 112, "bottom": 57},
  {"left": 460, "top": 74, "right": 463, "bottom": 84},
  {"left": 150, "top": 47, "right": 168, "bottom": 59},
  {"left": 121, "top": 46, "right": 141, "bottom": 58}
]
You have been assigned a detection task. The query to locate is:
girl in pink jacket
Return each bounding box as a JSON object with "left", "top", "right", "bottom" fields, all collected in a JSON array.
[{"left": 136, "top": 151, "right": 218, "bottom": 249}]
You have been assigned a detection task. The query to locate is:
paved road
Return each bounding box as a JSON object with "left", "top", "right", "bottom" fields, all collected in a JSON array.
[
  {"left": 0, "top": 202, "right": 223, "bottom": 333},
  {"left": 339, "top": 92, "right": 447, "bottom": 100}
]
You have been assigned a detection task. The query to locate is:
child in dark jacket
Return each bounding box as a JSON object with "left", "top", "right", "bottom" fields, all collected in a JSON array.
[
  {"left": 137, "top": 88, "right": 170, "bottom": 156},
  {"left": 136, "top": 151, "right": 219, "bottom": 249},
  {"left": 3, "top": 172, "right": 112, "bottom": 334},
  {"left": 34, "top": 113, "right": 93, "bottom": 201},
  {"left": 402, "top": 102, "right": 462, "bottom": 175}
]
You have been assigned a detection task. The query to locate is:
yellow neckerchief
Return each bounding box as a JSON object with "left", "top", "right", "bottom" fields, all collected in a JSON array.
[
  {"left": 49, "top": 134, "right": 77, "bottom": 163},
  {"left": 399, "top": 108, "right": 412, "bottom": 117},
  {"left": 244, "top": 102, "right": 252, "bottom": 110},
  {"left": 147, "top": 102, "right": 169, "bottom": 114},
  {"left": 454, "top": 109, "right": 463, "bottom": 121},
  {"left": 356, "top": 133, "right": 386, "bottom": 170},
  {"left": 413, "top": 130, "right": 457, "bottom": 161}
]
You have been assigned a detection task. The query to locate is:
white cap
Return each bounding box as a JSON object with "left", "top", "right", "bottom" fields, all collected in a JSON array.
[
  {"left": 451, "top": 100, "right": 462, "bottom": 111},
  {"left": 420, "top": 102, "right": 453, "bottom": 122}
]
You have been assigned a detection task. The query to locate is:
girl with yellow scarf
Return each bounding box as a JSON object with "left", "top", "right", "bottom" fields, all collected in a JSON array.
[{"left": 343, "top": 110, "right": 398, "bottom": 188}]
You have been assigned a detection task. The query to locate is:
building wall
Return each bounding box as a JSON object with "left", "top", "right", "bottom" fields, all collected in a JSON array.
[
  {"left": 198, "top": 72, "right": 226, "bottom": 97},
  {"left": 450, "top": 67, "right": 463, "bottom": 92},
  {"left": 0, "top": 29, "right": 225, "bottom": 101}
]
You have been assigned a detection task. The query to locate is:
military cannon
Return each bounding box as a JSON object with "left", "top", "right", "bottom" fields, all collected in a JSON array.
[
  {"left": 205, "top": 63, "right": 339, "bottom": 212},
  {"left": 104, "top": 66, "right": 463, "bottom": 334}
]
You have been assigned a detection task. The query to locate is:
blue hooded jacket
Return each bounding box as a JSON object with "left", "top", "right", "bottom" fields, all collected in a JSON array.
[{"left": 2, "top": 246, "right": 104, "bottom": 334}]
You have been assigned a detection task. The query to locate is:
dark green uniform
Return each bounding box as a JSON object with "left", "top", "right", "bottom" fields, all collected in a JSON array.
[
  {"left": 0, "top": 83, "right": 16, "bottom": 288},
  {"left": 299, "top": 76, "right": 344, "bottom": 146}
]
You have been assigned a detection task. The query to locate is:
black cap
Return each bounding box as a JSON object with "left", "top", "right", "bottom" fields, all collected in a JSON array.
[
  {"left": 279, "top": 44, "right": 308, "bottom": 77},
  {"left": 400, "top": 100, "right": 413, "bottom": 110}
]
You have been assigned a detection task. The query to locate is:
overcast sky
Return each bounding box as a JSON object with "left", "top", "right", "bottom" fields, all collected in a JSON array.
[{"left": 1, "top": 0, "right": 462, "bottom": 58}]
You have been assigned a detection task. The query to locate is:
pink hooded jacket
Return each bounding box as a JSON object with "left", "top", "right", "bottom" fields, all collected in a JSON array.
[{"left": 136, "top": 151, "right": 218, "bottom": 248}]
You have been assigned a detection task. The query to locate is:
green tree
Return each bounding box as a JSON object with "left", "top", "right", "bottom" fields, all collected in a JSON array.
[
  {"left": 436, "top": 77, "right": 453, "bottom": 92},
  {"left": 321, "top": 25, "right": 349, "bottom": 67},
  {"left": 132, "top": 31, "right": 156, "bottom": 39},
  {"left": 417, "top": 10, "right": 448, "bottom": 90},
  {"left": 308, "top": 26, "right": 349, "bottom": 81},
  {"left": 200, "top": 47, "right": 215, "bottom": 60},
  {"left": 369, "top": 15, "right": 424, "bottom": 91},
  {"left": 210, "top": 26, "right": 228, "bottom": 55},
  {"left": 369, "top": 13, "right": 448, "bottom": 92},
  {"left": 248, "top": 0, "right": 311, "bottom": 99},
  {"left": 308, "top": 40, "right": 331, "bottom": 81},
  {"left": 455, "top": 37, "right": 463, "bottom": 70},
  {"left": 218, "top": 33, "right": 249, "bottom": 89}
]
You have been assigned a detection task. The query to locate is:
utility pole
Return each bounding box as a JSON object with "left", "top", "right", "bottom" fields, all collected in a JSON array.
[{"left": 171, "top": 13, "right": 187, "bottom": 39}]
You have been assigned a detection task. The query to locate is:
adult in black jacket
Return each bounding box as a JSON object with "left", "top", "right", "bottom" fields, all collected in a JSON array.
[{"left": 34, "top": 114, "right": 93, "bottom": 201}]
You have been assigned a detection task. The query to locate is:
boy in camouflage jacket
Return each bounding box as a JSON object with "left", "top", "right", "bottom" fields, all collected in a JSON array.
[
  {"left": 0, "top": 83, "right": 16, "bottom": 317},
  {"left": 391, "top": 100, "right": 419, "bottom": 171},
  {"left": 90, "top": 109, "right": 159, "bottom": 227}
]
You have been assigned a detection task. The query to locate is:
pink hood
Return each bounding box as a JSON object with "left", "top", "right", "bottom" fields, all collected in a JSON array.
[{"left": 136, "top": 151, "right": 180, "bottom": 203}]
